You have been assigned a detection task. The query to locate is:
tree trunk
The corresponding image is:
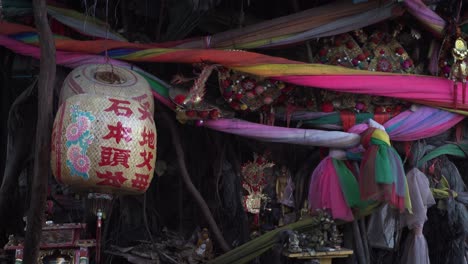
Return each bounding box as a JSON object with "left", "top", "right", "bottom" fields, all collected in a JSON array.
[
  {"left": 161, "top": 110, "right": 231, "bottom": 252},
  {"left": 22, "top": 0, "right": 56, "bottom": 262},
  {"left": 0, "top": 81, "right": 37, "bottom": 242},
  {"left": 359, "top": 219, "right": 371, "bottom": 264},
  {"left": 352, "top": 220, "right": 367, "bottom": 264}
]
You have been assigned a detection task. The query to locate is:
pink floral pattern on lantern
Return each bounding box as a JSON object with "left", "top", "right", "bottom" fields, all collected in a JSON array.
[
  {"left": 72, "top": 154, "right": 91, "bottom": 173},
  {"left": 77, "top": 116, "right": 91, "bottom": 131},
  {"left": 65, "top": 105, "right": 95, "bottom": 180},
  {"left": 67, "top": 145, "right": 81, "bottom": 161},
  {"left": 66, "top": 123, "right": 82, "bottom": 141},
  {"left": 66, "top": 116, "right": 91, "bottom": 142}
]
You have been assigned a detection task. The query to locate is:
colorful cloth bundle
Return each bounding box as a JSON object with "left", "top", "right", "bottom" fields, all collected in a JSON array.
[
  {"left": 308, "top": 150, "right": 368, "bottom": 221},
  {"left": 359, "top": 127, "right": 411, "bottom": 212}
]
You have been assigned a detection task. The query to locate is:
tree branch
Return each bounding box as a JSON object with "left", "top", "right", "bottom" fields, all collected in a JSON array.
[{"left": 161, "top": 110, "right": 231, "bottom": 252}]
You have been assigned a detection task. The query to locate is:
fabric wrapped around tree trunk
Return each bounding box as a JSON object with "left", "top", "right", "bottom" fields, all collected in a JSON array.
[{"left": 400, "top": 168, "right": 435, "bottom": 264}]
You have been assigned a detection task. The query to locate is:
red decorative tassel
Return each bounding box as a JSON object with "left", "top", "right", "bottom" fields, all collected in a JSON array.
[
  {"left": 374, "top": 113, "right": 391, "bottom": 125},
  {"left": 404, "top": 141, "right": 412, "bottom": 160},
  {"left": 339, "top": 110, "right": 356, "bottom": 132},
  {"left": 285, "top": 104, "right": 296, "bottom": 128}
]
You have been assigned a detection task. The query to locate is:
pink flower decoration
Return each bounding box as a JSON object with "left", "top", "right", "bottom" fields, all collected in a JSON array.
[
  {"left": 73, "top": 154, "right": 91, "bottom": 173},
  {"left": 263, "top": 96, "right": 273, "bottom": 105},
  {"left": 66, "top": 116, "right": 90, "bottom": 142},
  {"left": 377, "top": 58, "right": 392, "bottom": 72},
  {"left": 76, "top": 116, "right": 91, "bottom": 132},
  {"left": 246, "top": 91, "right": 256, "bottom": 99},
  {"left": 255, "top": 86, "right": 265, "bottom": 95},
  {"left": 241, "top": 79, "right": 257, "bottom": 90},
  {"left": 66, "top": 123, "right": 82, "bottom": 141},
  {"left": 67, "top": 145, "right": 82, "bottom": 161}
]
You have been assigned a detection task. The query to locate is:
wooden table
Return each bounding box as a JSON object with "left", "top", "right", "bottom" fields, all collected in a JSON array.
[{"left": 283, "top": 248, "right": 353, "bottom": 264}]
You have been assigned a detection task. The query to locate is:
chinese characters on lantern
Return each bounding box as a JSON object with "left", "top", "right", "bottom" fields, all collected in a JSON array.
[
  {"left": 95, "top": 98, "right": 155, "bottom": 190},
  {"left": 132, "top": 94, "right": 152, "bottom": 112}
]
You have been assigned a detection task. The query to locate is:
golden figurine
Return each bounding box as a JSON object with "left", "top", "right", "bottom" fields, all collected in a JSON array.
[
  {"left": 276, "top": 165, "right": 289, "bottom": 203},
  {"left": 450, "top": 34, "right": 468, "bottom": 108}
]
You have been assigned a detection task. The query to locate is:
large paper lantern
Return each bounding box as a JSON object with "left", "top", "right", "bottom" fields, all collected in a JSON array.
[
  {"left": 60, "top": 64, "right": 154, "bottom": 114},
  {"left": 51, "top": 94, "right": 157, "bottom": 194}
]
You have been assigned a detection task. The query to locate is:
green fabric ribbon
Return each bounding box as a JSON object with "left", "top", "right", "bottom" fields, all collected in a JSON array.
[
  {"left": 302, "top": 112, "right": 373, "bottom": 126},
  {"left": 333, "top": 159, "right": 361, "bottom": 207},
  {"left": 371, "top": 138, "right": 394, "bottom": 184}
]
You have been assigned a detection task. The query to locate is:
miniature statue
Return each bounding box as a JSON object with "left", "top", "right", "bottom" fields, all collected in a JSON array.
[
  {"left": 276, "top": 165, "right": 295, "bottom": 226},
  {"left": 194, "top": 228, "right": 213, "bottom": 260},
  {"left": 329, "top": 225, "right": 343, "bottom": 249},
  {"left": 5, "top": 234, "right": 21, "bottom": 247},
  {"left": 450, "top": 34, "right": 468, "bottom": 107},
  {"left": 276, "top": 166, "right": 289, "bottom": 204},
  {"left": 288, "top": 232, "right": 302, "bottom": 253}
]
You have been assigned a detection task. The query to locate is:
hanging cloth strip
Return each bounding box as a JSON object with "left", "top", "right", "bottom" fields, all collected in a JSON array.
[
  {"left": 333, "top": 158, "right": 376, "bottom": 214},
  {"left": 359, "top": 127, "right": 411, "bottom": 212},
  {"left": 308, "top": 152, "right": 355, "bottom": 221},
  {"left": 400, "top": 168, "right": 436, "bottom": 264},
  {"left": 308, "top": 149, "right": 374, "bottom": 221}
]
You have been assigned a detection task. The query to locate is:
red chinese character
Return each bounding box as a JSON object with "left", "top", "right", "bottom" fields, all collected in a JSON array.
[
  {"left": 138, "top": 105, "right": 153, "bottom": 123},
  {"left": 132, "top": 94, "right": 151, "bottom": 110},
  {"left": 104, "top": 98, "right": 133, "bottom": 117},
  {"left": 136, "top": 150, "right": 153, "bottom": 170},
  {"left": 98, "top": 146, "right": 131, "bottom": 168},
  {"left": 132, "top": 173, "right": 150, "bottom": 191},
  {"left": 103, "top": 121, "right": 132, "bottom": 143},
  {"left": 96, "top": 171, "right": 127, "bottom": 188},
  {"left": 139, "top": 127, "right": 155, "bottom": 149}
]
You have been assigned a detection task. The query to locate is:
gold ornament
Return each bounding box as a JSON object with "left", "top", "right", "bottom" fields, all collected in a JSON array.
[{"left": 450, "top": 37, "right": 468, "bottom": 108}]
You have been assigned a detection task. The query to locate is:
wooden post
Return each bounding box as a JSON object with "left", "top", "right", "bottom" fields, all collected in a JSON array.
[{"left": 22, "top": 0, "right": 56, "bottom": 262}]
